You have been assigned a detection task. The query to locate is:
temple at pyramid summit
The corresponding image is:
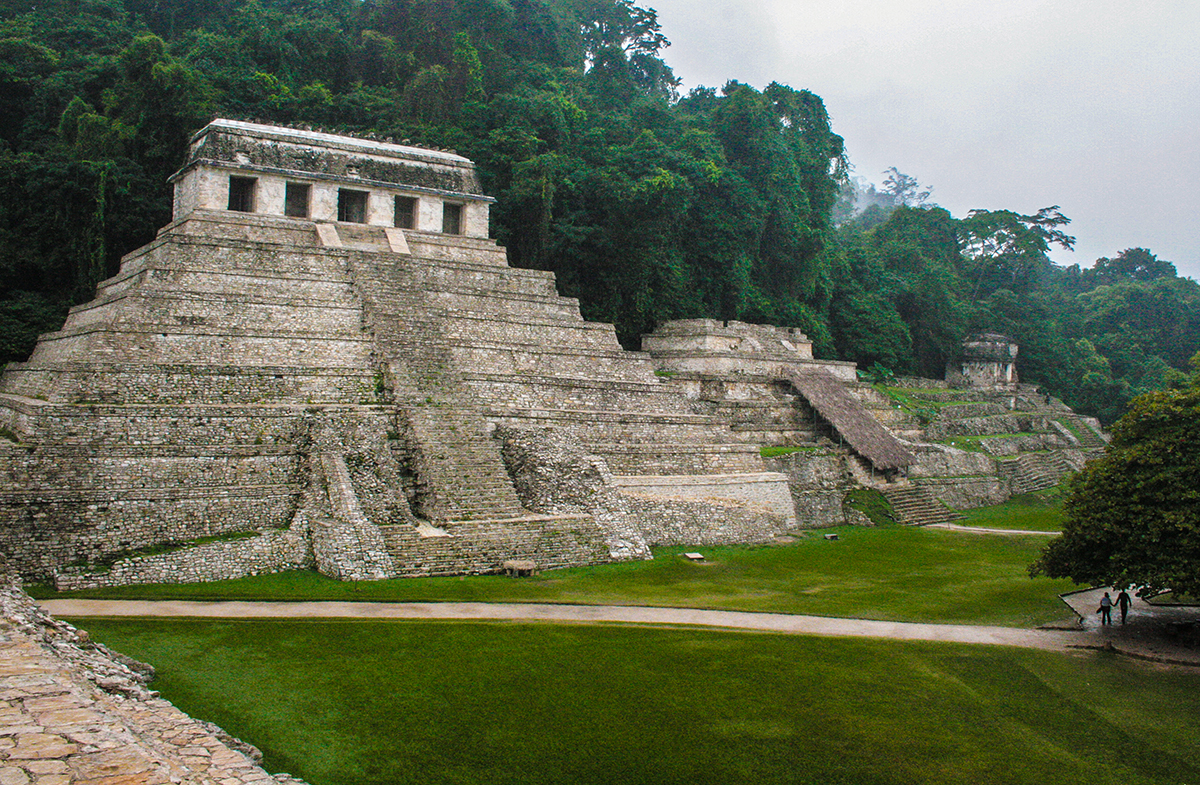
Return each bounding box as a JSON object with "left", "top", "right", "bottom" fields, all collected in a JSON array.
[{"left": 0, "top": 120, "right": 1107, "bottom": 587}]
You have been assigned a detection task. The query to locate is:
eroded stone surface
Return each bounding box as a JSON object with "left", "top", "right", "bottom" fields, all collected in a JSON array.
[{"left": 0, "top": 568, "right": 309, "bottom": 785}]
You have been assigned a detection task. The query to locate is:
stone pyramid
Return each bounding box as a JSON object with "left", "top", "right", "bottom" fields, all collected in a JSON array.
[{"left": 0, "top": 120, "right": 793, "bottom": 586}]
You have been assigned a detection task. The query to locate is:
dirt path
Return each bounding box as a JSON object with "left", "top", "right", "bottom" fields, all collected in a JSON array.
[
  {"left": 40, "top": 598, "right": 1091, "bottom": 653},
  {"left": 926, "top": 523, "right": 1060, "bottom": 536}
]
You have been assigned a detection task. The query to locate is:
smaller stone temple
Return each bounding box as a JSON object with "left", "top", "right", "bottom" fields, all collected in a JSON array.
[
  {"left": 641, "top": 319, "right": 855, "bottom": 380},
  {"left": 948, "top": 333, "right": 1020, "bottom": 391}
]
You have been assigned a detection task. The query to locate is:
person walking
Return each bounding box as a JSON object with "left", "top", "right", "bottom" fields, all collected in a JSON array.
[
  {"left": 1098, "top": 591, "right": 1114, "bottom": 625},
  {"left": 1116, "top": 589, "right": 1132, "bottom": 624}
]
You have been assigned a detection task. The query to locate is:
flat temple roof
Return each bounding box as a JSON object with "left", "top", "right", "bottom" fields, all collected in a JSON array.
[{"left": 192, "top": 119, "right": 473, "bottom": 166}]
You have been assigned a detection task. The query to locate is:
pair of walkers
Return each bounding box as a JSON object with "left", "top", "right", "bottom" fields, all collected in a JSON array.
[{"left": 1098, "top": 589, "right": 1132, "bottom": 625}]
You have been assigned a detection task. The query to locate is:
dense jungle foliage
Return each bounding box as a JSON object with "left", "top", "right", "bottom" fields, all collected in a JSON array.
[{"left": 2, "top": 0, "right": 1197, "bottom": 423}]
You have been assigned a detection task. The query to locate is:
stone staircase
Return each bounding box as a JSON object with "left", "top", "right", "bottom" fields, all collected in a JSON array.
[
  {"left": 998, "top": 451, "right": 1073, "bottom": 495},
  {"left": 882, "top": 483, "right": 962, "bottom": 526},
  {"left": 346, "top": 251, "right": 526, "bottom": 522},
  {"left": 1055, "top": 416, "right": 1108, "bottom": 449},
  {"left": 352, "top": 238, "right": 762, "bottom": 480}
]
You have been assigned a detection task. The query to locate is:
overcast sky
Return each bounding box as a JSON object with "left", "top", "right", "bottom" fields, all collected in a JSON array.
[{"left": 646, "top": 0, "right": 1200, "bottom": 279}]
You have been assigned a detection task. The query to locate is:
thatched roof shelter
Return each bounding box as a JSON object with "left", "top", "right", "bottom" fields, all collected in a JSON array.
[{"left": 784, "top": 369, "right": 915, "bottom": 471}]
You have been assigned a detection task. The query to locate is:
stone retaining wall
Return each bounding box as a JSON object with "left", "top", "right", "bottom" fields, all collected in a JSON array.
[
  {"left": 763, "top": 450, "right": 854, "bottom": 528},
  {"left": 611, "top": 473, "right": 796, "bottom": 528},
  {"left": 384, "top": 515, "right": 610, "bottom": 576},
  {"left": 52, "top": 525, "right": 313, "bottom": 591},
  {"left": 912, "top": 475, "right": 1009, "bottom": 509},
  {"left": 623, "top": 492, "right": 789, "bottom": 546},
  {"left": 496, "top": 426, "right": 789, "bottom": 555}
]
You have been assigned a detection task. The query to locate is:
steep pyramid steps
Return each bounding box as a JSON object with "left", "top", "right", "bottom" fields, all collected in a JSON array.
[
  {"left": 882, "top": 484, "right": 962, "bottom": 526},
  {"left": 997, "top": 451, "right": 1073, "bottom": 495},
  {"left": 345, "top": 251, "right": 526, "bottom": 522}
]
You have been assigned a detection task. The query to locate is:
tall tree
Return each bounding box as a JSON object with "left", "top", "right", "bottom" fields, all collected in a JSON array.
[
  {"left": 959, "top": 206, "right": 1075, "bottom": 299},
  {"left": 1088, "top": 247, "right": 1177, "bottom": 285},
  {"left": 1032, "top": 357, "right": 1200, "bottom": 596}
]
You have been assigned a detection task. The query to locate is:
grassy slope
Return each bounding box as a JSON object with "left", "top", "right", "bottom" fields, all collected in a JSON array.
[
  {"left": 34, "top": 526, "right": 1077, "bottom": 627},
  {"left": 957, "top": 491, "right": 1065, "bottom": 532},
  {"left": 79, "top": 618, "right": 1200, "bottom": 785}
]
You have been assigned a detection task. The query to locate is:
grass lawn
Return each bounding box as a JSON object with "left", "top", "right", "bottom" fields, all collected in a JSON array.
[
  {"left": 958, "top": 490, "right": 1065, "bottom": 532},
  {"left": 33, "top": 525, "right": 1078, "bottom": 627},
  {"left": 76, "top": 618, "right": 1200, "bottom": 785}
]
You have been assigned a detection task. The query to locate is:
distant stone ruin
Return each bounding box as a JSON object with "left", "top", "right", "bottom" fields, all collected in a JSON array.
[
  {"left": 947, "top": 332, "right": 1020, "bottom": 391},
  {"left": 0, "top": 121, "right": 1107, "bottom": 588}
]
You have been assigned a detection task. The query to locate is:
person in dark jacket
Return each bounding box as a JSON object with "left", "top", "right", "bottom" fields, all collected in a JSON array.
[{"left": 1116, "top": 589, "right": 1133, "bottom": 624}]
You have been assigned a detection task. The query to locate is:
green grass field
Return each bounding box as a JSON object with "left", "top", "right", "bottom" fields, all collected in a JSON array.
[
  {"left": 34, "top": 525, "right": 1077, "bottom": 627},
  {"left": 957, "top": 490, "right": 1065, "bottom": 532},
  {"left": 77, "top": 618, "right": 1200, "bottom": 785},
  {"left": 50, "top": 493, "right": 1198, "bottom": 785}
]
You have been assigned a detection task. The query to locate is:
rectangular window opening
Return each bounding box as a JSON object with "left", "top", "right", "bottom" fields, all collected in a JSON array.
[
  {"left": 394, "top": 196, "right": 417, "bottom": 229},
  {"left": 227, "top": 176, "right": 257, "bottom": 213},
  {"left": 442, "top": 202, "right": 463, "bottom": 235},
  {"left": 285, "top": 182, "right": 311, "bottom": 218},
  {"left": 338, "top": 189, "right": 369, "bottom": 223}
]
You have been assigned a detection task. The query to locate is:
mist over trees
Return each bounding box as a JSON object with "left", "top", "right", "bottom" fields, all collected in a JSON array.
[{"left": 1, "top": 0, "right": 1197, "bottom": 424}]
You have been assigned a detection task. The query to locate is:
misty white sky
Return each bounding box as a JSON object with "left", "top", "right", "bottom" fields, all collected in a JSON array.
[{"left": 646, "top": 0, "right": 1200, "bottom": 279}]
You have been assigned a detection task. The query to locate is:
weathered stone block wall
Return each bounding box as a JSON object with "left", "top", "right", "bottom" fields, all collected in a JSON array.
[
  {"left": 405, "top": 233, "right": 510, "bottom": 265},
  {"left": 913, "top": 475, "right": 1009, "bottom": 509},
  {"left": 444, "top": 312, "right": 622, "bottom": 351},
  {"left": 594, "top": 444, "right": 765, "bottom": 476},
  {"left": 934, "top": 401, "right": 1010, "bottom": 420},
  {"left": 451, "top": 344, "right": 656, "bottom": 382},
  {"left": 9, "top": 450, "right": 297, "bottom": 489},
  {"left": 900, "top": 437, "right": 1013, "bottom": 509},
  {"left": 763, "top": 450, "right": 855, "bottom": 529},
  {"left": 0, "top": 404, "right": 417, "bottom": 579},
  {"left": 907, "top": 444, "right": 997, "bottom": 479},
  {"left": 52, "top": 525, "right": 313, "bottom": 590},
  {"left": 1, "top": 568, "right": 312, "bottom": 784},
  {"left": 383, "top": 515, "right": 610, "bottom": 576},
  {"left": 643, "top": 319, "right": 815, "bottom": 359},
  {"left": 496, "top": 426, "right": 789, "bottom": 555},
  {"left": 1, "top": 365, "right": 375, "bottom": 406},
  {"left": 975, "top": 433, "right": 1068, "bottom": 457},
  {"left": 434, "top": 288, "right": 581, "bottom": 320},
  {"left": 611, "top": 473, "right": 796, "bottom": 527},
  {"left": 0, "top": 487, "right": 300, "bottom": 580},
  {"left": 623, "top": 493, "right": 789, "bottom": 546},
  {"left": 468, "top": 376, "right": 690, "bottom": 415},
  {"left": 0, "top": 400, "right": 313, "bottom": 446}
]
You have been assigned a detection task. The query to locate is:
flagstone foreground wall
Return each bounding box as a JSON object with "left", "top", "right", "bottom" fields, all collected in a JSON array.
[{"left": 0, "top": 564, "right": 309, "bottom": 785}]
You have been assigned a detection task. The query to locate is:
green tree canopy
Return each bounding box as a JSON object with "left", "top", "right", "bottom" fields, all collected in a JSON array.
[
  {"left": 1031, "top": 358, "right": 1200, "bottom": 596},
  {"left": 0, "top": 0, "right": 1196, "bottom": 429}
]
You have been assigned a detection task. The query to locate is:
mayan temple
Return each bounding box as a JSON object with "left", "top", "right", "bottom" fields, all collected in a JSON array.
[{"left": 0, "top": 120, "right": 1106, "bottom": 588}]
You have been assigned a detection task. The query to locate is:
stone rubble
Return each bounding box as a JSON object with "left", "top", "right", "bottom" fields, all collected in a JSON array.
[{"left": 0, "top": 561, "right": 309, "bottom": 785}]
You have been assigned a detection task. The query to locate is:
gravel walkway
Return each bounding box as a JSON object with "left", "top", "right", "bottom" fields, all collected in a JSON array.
[
  {"left": 41, "top": 592, "right": 1200, "bottom": 665},
  {"left": 40, "top": 599, "right": 1089, "bottom": 652},
  {"left": 925, "top": 523, "right": 1060, "bottom": 536}
]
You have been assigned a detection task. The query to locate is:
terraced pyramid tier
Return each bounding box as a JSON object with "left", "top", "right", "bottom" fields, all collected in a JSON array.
[{"left": 0, "top": 119, "right": 794, "bottom": 584}]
